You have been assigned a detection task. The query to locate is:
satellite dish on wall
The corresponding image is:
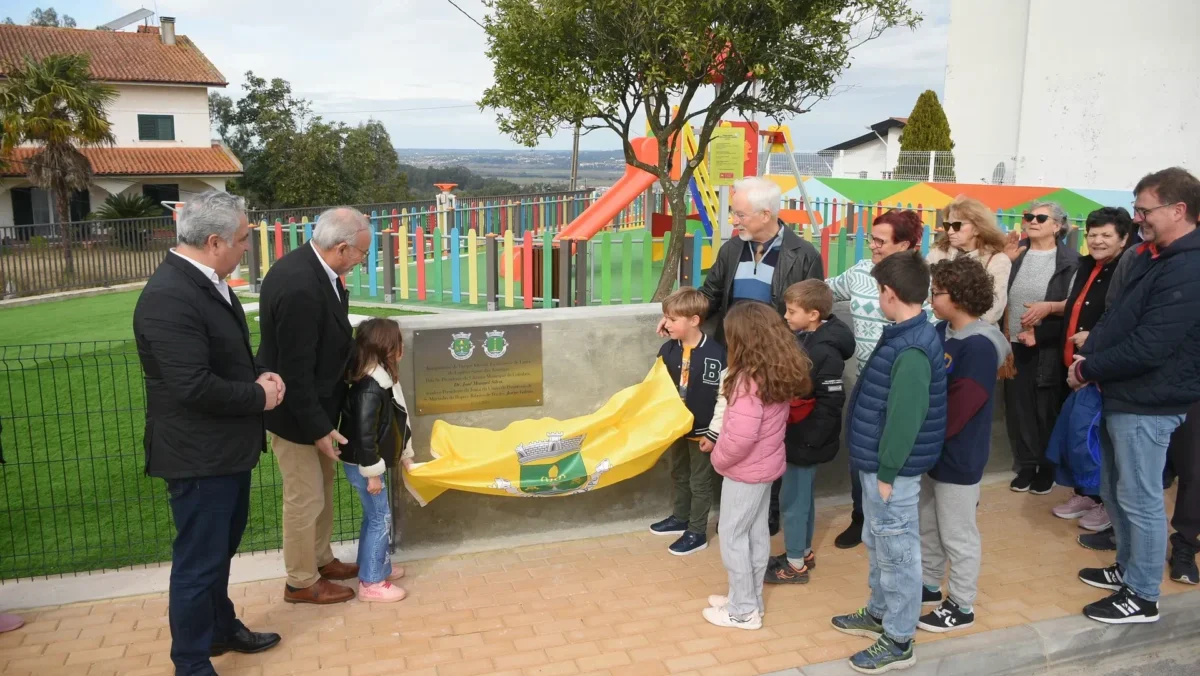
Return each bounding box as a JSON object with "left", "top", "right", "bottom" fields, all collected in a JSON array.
[{"left": 101, "top": 8, "right": 155, "bottom": 31}]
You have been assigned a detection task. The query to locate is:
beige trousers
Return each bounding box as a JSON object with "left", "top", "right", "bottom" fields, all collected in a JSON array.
[{"left": 272, "top": 434, "right": 336, "bottom": 588}]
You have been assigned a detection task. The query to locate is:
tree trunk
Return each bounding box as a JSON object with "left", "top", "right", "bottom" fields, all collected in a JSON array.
[
  {"left": 54, "top": 184, "right": 75, "bottom": 276},
  {"left": 651, "top": 187, "right": 691, "bottom": 301}
]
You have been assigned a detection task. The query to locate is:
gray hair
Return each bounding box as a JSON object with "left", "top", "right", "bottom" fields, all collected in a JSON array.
[
  {"left": 1027, "top": 200, "right": 1070, "bottom": 234},
  {"left": 177, "top": 191, "right": 246, "bottom": 247},
  {"left": 311, "top": 207, "right": 370, "bottom": 250},
  {"left": 733, "top": 177, "right": 782, "bottom": 219}
]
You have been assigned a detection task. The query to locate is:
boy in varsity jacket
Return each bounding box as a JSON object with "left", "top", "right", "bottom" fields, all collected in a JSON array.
[{"left": 649, "top": 288, "right": 727, "bottom": 556}]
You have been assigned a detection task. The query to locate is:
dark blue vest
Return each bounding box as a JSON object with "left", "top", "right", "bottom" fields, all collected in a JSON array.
[{"left": 846, "top": 313, "right": 947, "bottom": 476}]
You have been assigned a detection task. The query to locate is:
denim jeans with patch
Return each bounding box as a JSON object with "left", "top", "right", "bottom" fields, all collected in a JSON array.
[
  {"left": 343, "top": 463, "right": 394, "bottom": 584},
  {"left": 861, "top": 472, "right": 922, "bottom": 643},
  {"left": 1099, "top": 412, "right": 1186, "bottom": 602}
]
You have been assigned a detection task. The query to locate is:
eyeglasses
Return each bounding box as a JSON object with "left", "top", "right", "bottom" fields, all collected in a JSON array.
[
  {"left": 931, "top": 291, "right": 949, "bottom": 297},
  {"left": 869, "top": 237, "right": 889, "bottom": 249},
  {"left": 1022, "top": 213, "right": 1050, "bottom": 224},
  {"left": 945, "top": 221, "right": 966, "bottom": 232},
  {"left": 1132, "top": 203, "right": 1178, "bottom": 219}
]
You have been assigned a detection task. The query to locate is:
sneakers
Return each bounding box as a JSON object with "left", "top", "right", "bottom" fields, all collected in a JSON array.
[
  {"left": 1169, "top": 532, "right": 1198, "bottom": 585},
  {"left": 1030, "top": 468, "right": 1055, "bottom": 495},
  {"left": 767, "top": 551, "right": 816, "bottom": 571},
  {"left": 1053, "top": 495, "right": 1098, "bottom": 520},
  {"left": 918, "top": 598, "right": 975, "bottom": 633},
  {"left": 357, "top": 580, "right": 407, "bottom": 603},
  {"left": 921, "top": 585, "right": 943, "bottom": 607},
  {"left": 668, "top": 531, "right": 708, "bottom": 556},
  {"left": 707, "top": 594, "right": 765, "bottom": 618},
  {"left": 831, "top": 607, "right": 885, "bottom": 640},
  {"left": 1077, "top": 528, "right": 1116, "bottom": 551},
  {"left": 1083, "top": 587, "right": 1159, "bottom": 624},
  {"left": 701, "top": 606, "right": 762, "bottom": 630},
  {"left": 765, "top": 560, "right": 810, "bottom": 584},
  {"left": 1079, "top": 504, "right": 1112, "bottom": 532},
  {"left": 1079, "top": 563, "right": 1125, "bottom": 591},
  {"left": 1010, "top": 467, "right": 1036, "bottom": 492},
  {"left": 836, "top": 513, "right": 865, "bottom": 549},
  {"left": 848, "top": 634, "right": 915, "bottom": 674},
  {"left": 650, "top": 515, "right": 688, "bottom": 535}
]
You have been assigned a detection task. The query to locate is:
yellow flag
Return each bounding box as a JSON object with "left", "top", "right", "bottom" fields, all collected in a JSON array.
[{"left": 403, "top": 359, "right": 694, "bottom": 506}]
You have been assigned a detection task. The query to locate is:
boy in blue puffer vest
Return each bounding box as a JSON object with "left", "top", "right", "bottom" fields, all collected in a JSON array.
[{"left": 830, "top": 251, "right": 947, "bottom": 674}]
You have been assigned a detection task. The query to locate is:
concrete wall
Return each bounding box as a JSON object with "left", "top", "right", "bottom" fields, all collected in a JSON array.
[
  {"left": 390, "top": 303, "right": 1016, "bottom": 550},
  {"left": 944, "top": 0, "right": 1200, "bottom": 189}
]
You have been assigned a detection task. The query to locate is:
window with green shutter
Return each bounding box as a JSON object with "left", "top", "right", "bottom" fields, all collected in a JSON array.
[{"left": 137, "top": 114, "right": 175, "bottom": 141}]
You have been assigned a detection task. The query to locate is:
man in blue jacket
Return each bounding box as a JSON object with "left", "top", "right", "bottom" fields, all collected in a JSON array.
[{"left": 1068, "top": 167, "right": 1200, "bottom": 624}]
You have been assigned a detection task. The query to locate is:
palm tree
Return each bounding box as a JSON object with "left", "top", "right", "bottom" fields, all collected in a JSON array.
[{"left": 1, "top": 53, "right": 116, "bottom": 274}]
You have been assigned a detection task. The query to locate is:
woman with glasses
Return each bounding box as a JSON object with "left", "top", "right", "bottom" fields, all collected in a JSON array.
[
  {"left": 927, "top": 196, "right": 1012, "bottom": 327},
  {"left": 1003, "top": 201, "right": 1080, "bottom": 495}
]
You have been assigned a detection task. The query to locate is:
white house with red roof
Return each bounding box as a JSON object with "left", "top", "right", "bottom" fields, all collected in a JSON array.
[{"left": 0, "top": 18, "right": 241, "bottom": 233}]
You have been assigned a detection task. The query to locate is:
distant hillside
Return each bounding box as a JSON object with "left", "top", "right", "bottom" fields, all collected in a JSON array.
[{"left": 400, "top": 164, "right": 569, "bottom": 197}]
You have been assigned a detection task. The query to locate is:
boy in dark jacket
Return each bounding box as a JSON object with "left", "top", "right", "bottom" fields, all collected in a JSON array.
[
  {"left": 649, "top": 288, "right": 727, "bottom": 556},
  {"left": 765, "top": 280, "right": 854, "bottom": 584},
  {"left": 919, "top": 257, "right": 1010, "bottom": 633}
]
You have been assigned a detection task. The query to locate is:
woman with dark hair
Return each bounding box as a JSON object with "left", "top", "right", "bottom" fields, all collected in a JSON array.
[
  {"left": 1004, "top": 201, "right": 1079, "bottom": 495},
  {"left": 1049, "top": 208, "right": 1131, "bottom": 531}
]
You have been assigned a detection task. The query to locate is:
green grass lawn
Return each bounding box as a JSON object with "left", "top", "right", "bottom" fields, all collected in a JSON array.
[{"left": 0, "top": 291, "right": 425, "bottom": 579}]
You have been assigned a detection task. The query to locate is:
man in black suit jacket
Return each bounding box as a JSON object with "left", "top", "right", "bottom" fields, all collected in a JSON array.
[
  {"left": 256, "top": 207, "right": 372, "bottom": 604},
  {"left": 134, "top": 191, "right": 283, "bottom": 676}
]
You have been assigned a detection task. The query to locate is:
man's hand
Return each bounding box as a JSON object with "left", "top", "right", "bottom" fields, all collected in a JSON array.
[
  {"left": 1070, "top": 331, "right": 1089, "bottom": 348},
  {"left": 316, "top": 430, "right": 347, "bottom": 460},
  {"left": 878, "top": 480, "right": 892, "bottom": 502},
  {"left": 1067, "top": 355, "right": 1087, "bottom": 390},
  {"left": 256, "top": 374, "right": 282, "bottom": 411},
  {"left": 1004, "top": 231, "right": 1026, "bottom": 262},
  {"left": 1016, "top": 330, "right": 1036, "bottom": 347},
  {"left": 699, "top": 438, "right": 714, "bottom": 453},
  {"left": 367, "top": 475, "right": 383, "bottom": 495},
  {"left": 656, "top": 316, "right": 670, "bottom": 338},
  {"left": 1020, "top": 302, "right": 1051, "bottom": 328}
]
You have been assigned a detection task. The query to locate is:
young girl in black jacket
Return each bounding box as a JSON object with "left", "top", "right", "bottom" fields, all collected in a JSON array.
[{"left": 337, "top": 318, "right": 414, "bottom": 603}]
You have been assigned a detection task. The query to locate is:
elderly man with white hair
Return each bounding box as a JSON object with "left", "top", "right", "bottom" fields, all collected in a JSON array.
[
  {"left": 256, "top": 207, "right": 373, "bottom": 605},
  {"left": 134, "top": 190, "right": 284, "bottom": 675}
]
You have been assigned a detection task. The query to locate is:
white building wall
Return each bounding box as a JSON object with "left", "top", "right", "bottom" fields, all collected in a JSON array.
[
  {"left": 833, "top": 139, "right": 887, "bottom": 178},
  {"left": 945, "top": 0, "right": 1200, "bottom": 189},
  {"left": 106, "top": 84, "right": 212, "bottom": 148}
]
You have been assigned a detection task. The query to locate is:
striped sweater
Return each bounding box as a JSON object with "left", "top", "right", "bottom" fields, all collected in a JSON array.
[{"left": 826, "top": 260, "right": 888, "bottom": 376}]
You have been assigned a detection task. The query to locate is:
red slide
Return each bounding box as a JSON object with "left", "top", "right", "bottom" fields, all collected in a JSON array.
[{"left": 556, "top": 137, "right": 659, "bottom": 241}]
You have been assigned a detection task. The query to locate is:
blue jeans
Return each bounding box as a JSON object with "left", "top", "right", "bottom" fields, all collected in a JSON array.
[
  {"left": 1099, "top": 412, "right": 1185, "bottom": 602},
  {"left": 861, "top": 472, "right": 922, "bottom": 643},
  {"left": 780, "top": 464, "right": 817, "bottom": 563},
  {"left": 343, "top": 464, "right": 394, "bottom": 584},
  {"left": 166, "top": 472, "right": 251, "bottom": 676}
]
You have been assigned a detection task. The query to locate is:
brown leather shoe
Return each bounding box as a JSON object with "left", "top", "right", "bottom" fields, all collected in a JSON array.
[
  {"left": 284, "top": 578, "right": 355, "bottom": 605},
  {"left": 317, "top": 558, "right": 359, "bottom": 581}
]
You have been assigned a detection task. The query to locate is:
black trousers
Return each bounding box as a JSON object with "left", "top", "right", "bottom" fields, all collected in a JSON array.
[
  {"left": 167, "top": 471, "right": 252, "bottom": 676},
  {"left": 1004, "top": 343, "right": 1063, "bottom": 472},
  {"left": 1167, "top": 401, "right": 1200, "bottom": 547}
]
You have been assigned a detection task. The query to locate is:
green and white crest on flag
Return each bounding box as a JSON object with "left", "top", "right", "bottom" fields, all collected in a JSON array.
[
  {"left": 483, "top": 330, "right": 508, "bottom": 358},
  {"left": 449, "top": 332, "right": 474, "bottom": 361}
]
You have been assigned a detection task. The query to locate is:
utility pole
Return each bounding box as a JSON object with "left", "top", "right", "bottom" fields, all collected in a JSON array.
[{"left": 569, "top": 121, "right": 581, "bottom": 190}]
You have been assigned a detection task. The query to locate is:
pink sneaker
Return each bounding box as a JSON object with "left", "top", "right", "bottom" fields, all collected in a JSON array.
[
  {"left": 358, "top": 581, "right": 407, "bottom": 603},
  {"left": 1079, "top": 504, "right": 1111, "bottom": 532},
  {"left": 1053, "top": 495, "right": 1097, "bottom": 520},
  {"left": 0, "top": 613, "right": 23, "bottom": 633}
]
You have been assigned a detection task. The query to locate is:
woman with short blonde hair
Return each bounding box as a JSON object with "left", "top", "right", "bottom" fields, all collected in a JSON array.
[{"left": 926, "top": 196, "right": 1012, "bottom": 326}]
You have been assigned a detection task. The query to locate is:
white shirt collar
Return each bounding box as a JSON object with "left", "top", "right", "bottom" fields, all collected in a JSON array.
[
  {"left": 171, "top": 249, "right": 230, "bottom": 305},
  {"left": 311, "top": 241, "right": 342, "bottom": 299}
]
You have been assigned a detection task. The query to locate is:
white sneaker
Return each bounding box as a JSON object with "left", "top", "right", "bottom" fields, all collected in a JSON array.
[
  {"left": 702, "top": 606, "right": 762, "bottom": 630},
  {"left": 707, "top": 595, "right": 765, "bottom": 617}
]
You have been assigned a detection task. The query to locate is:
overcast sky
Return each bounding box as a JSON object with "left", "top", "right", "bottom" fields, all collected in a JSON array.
[{"left": 11, "top": 0, "right": 950, "bottom": 151}]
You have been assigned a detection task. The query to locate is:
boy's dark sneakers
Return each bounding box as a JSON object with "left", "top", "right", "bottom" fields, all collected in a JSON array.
[
  {"left": 768, "top": 552, "right": 816, "bottom": 572},
  {"left": 1078, "top": 528, "right": 1116, "bottom": 551},
  {"left": 835, "top": 513, "right": 864, "bottom": 549},
  {"left": 1169, "top": 532, "right": 1198, "bottom": 585},
  {"left": 848, "top": 634, "right": 915, "bottom": 674},
  {"left": 765, "top": 560, "right": 810, "bottom": 584},
  {"left": 668, "top": 531, "right": 708, "bottom": 556},
  {"left": 1079, "top": 563, "right": 1125, "bottom": 591},
  {"left": 1010, "top": 467, "right": 1036, "bottom": 492},
  {"left": 831, "top": 607, "right": 885, "bottom": 640},
  {"left": 650, "top": 515, "right": 688, "bottom": 536},
  {"left": 1030, "top": 468, "right": 1055, "bottom": 495},
  {"left": 921, "top": 586, "right": 943, "bottom": 607},
  {"left": 1083, "top": 587, "right": 1159, "bottom": 624},
  {"left": 918, "top": 598, "right": 974, "bottom": 633}
]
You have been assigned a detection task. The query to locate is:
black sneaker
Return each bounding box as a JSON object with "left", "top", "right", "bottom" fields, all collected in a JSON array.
[
  {"left": 918, "top": 598, "right": 975, "bottom": 633},
  {"left": 765, "top": 560, "right": 810, "bottom": 584},
  {"left": 1030, "top": 468, "right": 1055, "bottom": 495},
  {"left": 1010, "top": 467, "right": 1036, "bottom": 492},
  {"left": 1079, "top": 563, "right": 1124, "bottom": 591},
  {"left": 650, "top": 515, "right": 688, "bottom": 536},
  {"left": 768, "top": 551, "right": 816, "bottom": 571},
  {"left": 921, "top": 585, "right": 943, "bottom": 607},
  {"left": 1083, "top": 587, "right": 1159, "bottom": 624},
  {"left": 668, "top": 531, "right": 708, "bottom": 556},
  {"left": 835, "top": 513, "right": 864, "bottom": 549},
  {"left": 1078, "top": 528, "right": 1116, "bottom": 552},
  {"left": 1169, "top": 532, "right": 1198, "bottom": 585}
]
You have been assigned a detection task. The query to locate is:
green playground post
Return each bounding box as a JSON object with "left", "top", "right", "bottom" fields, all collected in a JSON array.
[
  {"left": 600, "top": 231, "right": 612, "bottom": 305},
  {"left": 621, "top": 231, "right": 633, "bottom": 305},
  {"left": 432, "top": 227, "right": 444, "bottom": 303},
  {"left": 542, "top": 230, "right": 554, "bottom": 309},
  {"left": 641, "top": 233, "right": 653, "bottom": 302}
]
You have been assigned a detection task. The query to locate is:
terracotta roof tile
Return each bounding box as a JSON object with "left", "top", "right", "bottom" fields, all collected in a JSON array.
[
  {"left": 0, "top": 24, "right": 225, "bottom": 86},
  {"left": 1, "top": 144, "right": 242, "bottom": 177}
]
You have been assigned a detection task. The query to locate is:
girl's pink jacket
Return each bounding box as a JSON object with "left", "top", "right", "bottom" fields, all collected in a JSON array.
[{"left": 711, "top": 377, "right": 788, "bottom": 484}]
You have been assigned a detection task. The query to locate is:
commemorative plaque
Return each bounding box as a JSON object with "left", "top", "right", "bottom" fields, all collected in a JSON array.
[{"left": 413, "top": 323, "right": 543, "bottom": 415}]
